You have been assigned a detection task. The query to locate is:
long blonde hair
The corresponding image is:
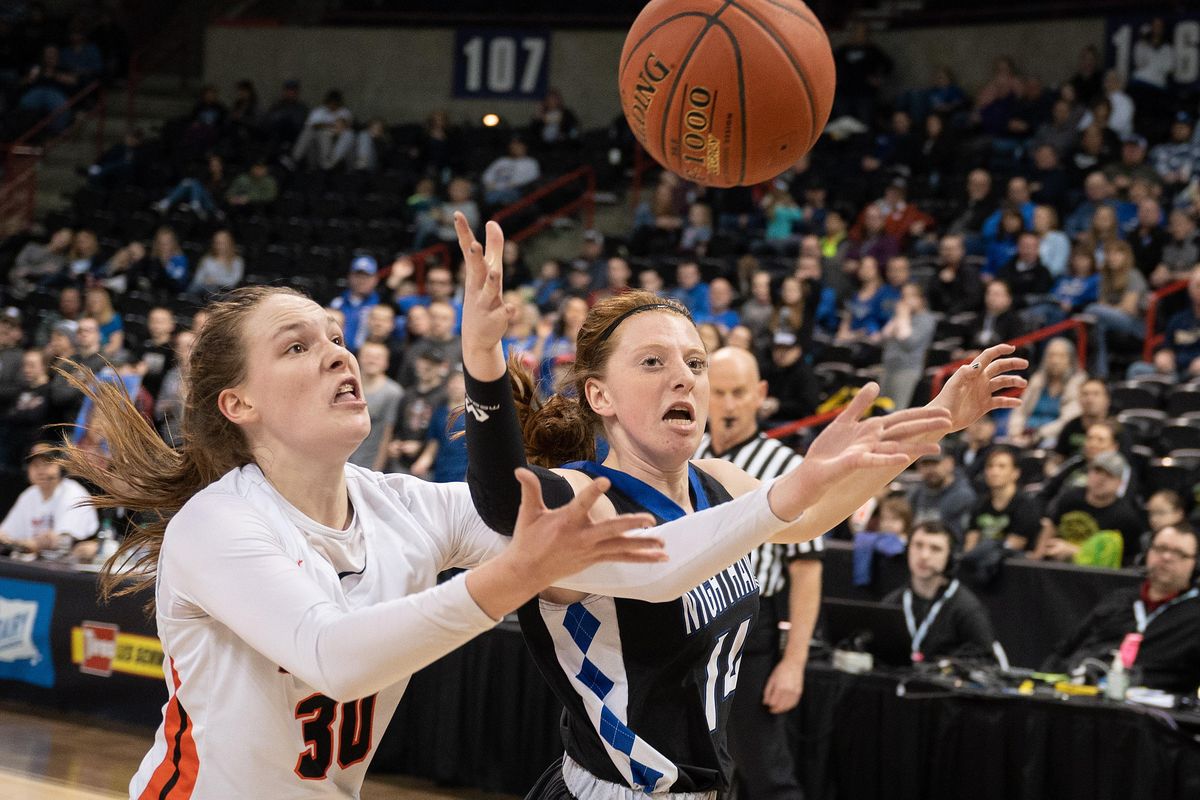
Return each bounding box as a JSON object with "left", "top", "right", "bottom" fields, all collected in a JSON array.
[{"left": 57, "top": 286, "right": 304, "bottom": 609}]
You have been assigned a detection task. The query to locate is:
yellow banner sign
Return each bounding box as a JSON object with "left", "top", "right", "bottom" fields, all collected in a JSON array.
[{"left": 70, "top": 624, "right": 164, "bottom": 679}]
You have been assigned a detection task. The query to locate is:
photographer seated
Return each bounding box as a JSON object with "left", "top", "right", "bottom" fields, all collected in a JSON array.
[
  {"left": 1044, "top": 524, "right": 1200, "bottom": 696},
  {"left": 0, "top": 442, "right": 99, "bottom": 561},
  {"left": 883, "top": 521, "right": 999, "bottom": 663}
]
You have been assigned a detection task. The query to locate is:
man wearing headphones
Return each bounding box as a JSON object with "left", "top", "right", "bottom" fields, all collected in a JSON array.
[
  {"left": 1046, "top": 524, "right": 1200, "bottom": 695},
  {"left": 883, "top": 521, "right": 998, "bottom": 662}
]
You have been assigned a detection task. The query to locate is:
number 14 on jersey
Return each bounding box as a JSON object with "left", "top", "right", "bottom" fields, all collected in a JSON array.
[{"left": 704, "top": 618, "right": 751, "bottom": 731}]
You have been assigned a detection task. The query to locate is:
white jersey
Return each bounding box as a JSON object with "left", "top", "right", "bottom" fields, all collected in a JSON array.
[
  {"left": 0, "top": 478, "right": 98, "bottom": 541},
  {"left": 129, "top": 463, "right": 507, "bottom": 799}
]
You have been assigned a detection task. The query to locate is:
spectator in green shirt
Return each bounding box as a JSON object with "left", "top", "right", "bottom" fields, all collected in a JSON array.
[{"left": 226, "top": 160, "right": 278, "bottom": 208}]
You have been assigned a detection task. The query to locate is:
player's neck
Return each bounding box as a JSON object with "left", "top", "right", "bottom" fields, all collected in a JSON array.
[
  {"left": 261, "top": 460, "right": 352, "bottom": 530},
  {"left": 601, "top": 450, "right": 692, "bottom": 511}
]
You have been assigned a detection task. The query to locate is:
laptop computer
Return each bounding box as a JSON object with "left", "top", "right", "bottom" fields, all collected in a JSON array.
[{"left": 819, "top": 597, "right": 913, "bottom": 667}]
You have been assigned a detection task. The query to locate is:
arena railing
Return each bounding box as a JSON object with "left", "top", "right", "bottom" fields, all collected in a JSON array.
[
  {"left": 929, "top": 317, "right": 1089, "bottom": 398},
  {"left": 1142, "top": 279, "right": 1189, "bottom": 363},
  {"left": 0, "top": 80, "right": 107, "bottom": 234},
  {"left": 491, "top": 165, "right": 596, "bottom": 244},
  {"left": 762, "top": 316, "right": 1091, "bottom": 442}
]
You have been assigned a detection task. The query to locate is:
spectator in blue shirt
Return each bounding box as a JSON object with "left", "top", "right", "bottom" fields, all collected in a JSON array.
[
  {"left": 1137, "top": 266, "right": 1200, "bottom": 381},
  {"left": 410, "top": 370, "right": 468, "bottom": 483},
  {"left": 1064, "top": 172, "right": 1136, "bottom": 239},
  {"left": 695, "top": 277, "right": 739, "bottom": 333},
  {"left": 329, "top": 255, "right": 381, "bottom": 352},
  {"left": 839, "top": 256, "right": 898, "bottom": 341},
  {"left": 668, "top": 261, "right": 710, "bottom": 317},
  {"left": 1029, "top": 247, "right": 1100, "bottom": 329},
  {"left": 58, "top": 25, "right": 103, "bottom": 82},
  {"left": 981, "top": 176, "right": 1036, "bottom": 241}
]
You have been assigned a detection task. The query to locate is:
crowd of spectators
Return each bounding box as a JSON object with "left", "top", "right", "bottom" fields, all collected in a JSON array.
[
  {"left": 1, "top": 2, "right": 130, "bottom": 138},
  {"left": 3, "top": 18, "right": 1200, "bottom": 612}
]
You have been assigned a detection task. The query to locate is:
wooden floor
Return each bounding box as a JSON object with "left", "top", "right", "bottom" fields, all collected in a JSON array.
[{"left": 0, "top": 704, "right": 518, "bottom": 799}]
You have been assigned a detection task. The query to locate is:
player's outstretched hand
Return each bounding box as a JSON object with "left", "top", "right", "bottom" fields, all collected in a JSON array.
[
  {"left": 512, "top": 468, "right": 666, "bottom": 588},
  {"left": 455, "top": 212, "right": 510, "bottom": 381},
  {"left": 769, "top": 383, "right": 952, "bottom": 521},
  {"left": 931, "top": 343, "right": 1028, "bottom": 431}
]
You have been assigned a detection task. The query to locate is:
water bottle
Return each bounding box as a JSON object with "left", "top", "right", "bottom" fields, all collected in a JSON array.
[
  {"left": 95, "top": 519, "right": 119, "bottom": 564},
  {"left": 1106, "top": 650, "right": 1128, "bottom": 701}
]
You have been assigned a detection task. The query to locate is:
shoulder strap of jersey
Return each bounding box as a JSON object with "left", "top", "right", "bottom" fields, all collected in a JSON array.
[{"left": 562, "top": 461, "right": 711, "bottom": 520}]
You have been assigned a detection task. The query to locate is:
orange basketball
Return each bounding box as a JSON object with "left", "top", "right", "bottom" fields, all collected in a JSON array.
[{"left": 619, "top": 0, "right": 836, "bottom": 188}]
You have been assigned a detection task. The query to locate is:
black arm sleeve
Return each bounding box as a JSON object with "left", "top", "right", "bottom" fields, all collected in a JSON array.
[{"left": 463, "top": 368, "right": 575, "bottom": 536}]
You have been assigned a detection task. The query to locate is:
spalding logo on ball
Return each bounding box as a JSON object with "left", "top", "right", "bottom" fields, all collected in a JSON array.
[{"left": 619, "top": 0, "right": 836, "bottom": 188}]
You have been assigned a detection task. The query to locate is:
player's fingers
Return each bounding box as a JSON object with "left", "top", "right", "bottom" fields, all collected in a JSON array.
[
  {"left": 990, "top": 375, "right": 1028, "bottom": 392},
  {"left": 454, "top": 212, "right": 479, "bottom": 259},
  {"left": 975, "top": 342, "right": 1015, "bottom": 370},
  {"left": 587, "top": 514, "right": 657, "bottom": 542},
  {"left": 514, "top": 467, "right": 548, "bottom": 524},
  {"left": 890, "top": 441, "right": 943, "bottom": 460},
  {"left": 568, "top": 475, "right": 614, "bottom": 519},
  {"left": 881, "top": 415, "right": 954, "bottom": 442},
  {"left": 881, "top": 406, "right": 951, "bottom": 428},
  {"left": 836, "top": 382, "right": 879, "bottom": 422},
  {"left": 591, "top": 530, "right": 667, "bottom": 561},
  {"left": 484, "top": 220, "right": 505, "bottom": 266},
  {"left": 990, "top": 396, "right": 1024, "bottom": 410},
  {"left": 854, "top": 452, "right": 916, "bottom": 468},
  {"left": 984, "top": 356, "right": 1028, "bottom": 378}
]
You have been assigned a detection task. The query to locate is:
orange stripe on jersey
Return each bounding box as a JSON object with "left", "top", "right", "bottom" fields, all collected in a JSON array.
[{"left": 139, "top": 658, "right": 199, "bottom": 799}]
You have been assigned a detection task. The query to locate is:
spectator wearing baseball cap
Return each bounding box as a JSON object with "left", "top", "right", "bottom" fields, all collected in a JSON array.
[
  {"left": 1036, "top": 450, "right": 1145, "bottom": 568},
  {"left": 1149, "top": 111, "right": 1199, "bottom": 192},
  {"left": 0, "top": 441, "right": 99, "bottom": 559},
  {"left": 329, "top": 254, "right": 381, "bottom": 352}
]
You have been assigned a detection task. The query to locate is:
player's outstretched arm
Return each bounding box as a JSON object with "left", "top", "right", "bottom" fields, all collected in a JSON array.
[
  {"left": 454, "top": 211, "right": 543, "bottom": 534},
  {"left": 782, "top": 345, "right": 1027, "bottom": 540},
  {"left": 165, "top": 482, "right": 663, "bottom": 703}
]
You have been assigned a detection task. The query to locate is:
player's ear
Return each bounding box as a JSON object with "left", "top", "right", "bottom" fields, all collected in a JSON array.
[
  {"left": 585, "top": 377, "right": 615, "bottom": 418},
  {"left": 218, "top": 385, "right": 257, "bottom": 426}
]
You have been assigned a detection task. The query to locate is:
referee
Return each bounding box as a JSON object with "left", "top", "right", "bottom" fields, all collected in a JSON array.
[{"left": 696, "top": 346, "right": 822, "bottom": 800}]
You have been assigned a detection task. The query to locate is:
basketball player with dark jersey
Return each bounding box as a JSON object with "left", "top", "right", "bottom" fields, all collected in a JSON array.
[
  {"left": 695, "top": 347, "right": 820, "bottom": 799},
  {"left": 453, "top": 211, "right": 1026, "bottom": 798}
]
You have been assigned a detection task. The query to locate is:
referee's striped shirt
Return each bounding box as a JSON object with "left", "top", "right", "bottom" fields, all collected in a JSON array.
[{"left": 695, "top": 432, "right": 824, "bottom": 597}]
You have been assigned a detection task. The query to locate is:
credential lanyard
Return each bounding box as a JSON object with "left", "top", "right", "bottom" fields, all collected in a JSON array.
[
  {"left": 1133, "top": 587, "right": 1199, "bottom": 633},
  {"left": 903, "top": 579, "right": 960, "bottom": 660}
]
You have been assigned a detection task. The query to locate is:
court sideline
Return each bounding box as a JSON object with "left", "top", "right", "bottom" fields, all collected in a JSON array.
[{"left": 0, "top": 703, "right": 518, "bottom": 799}]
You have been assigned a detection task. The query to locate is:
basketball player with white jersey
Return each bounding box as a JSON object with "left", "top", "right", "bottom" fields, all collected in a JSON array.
[
  {"left": 695, "top": 346, "right": 820, "bottom": 799},
  {"left": 454, "top": 213, "right": 1026, "bottom": 798},
  {"left": 59, "top": 285, "right": 688, "bottom": 799}
]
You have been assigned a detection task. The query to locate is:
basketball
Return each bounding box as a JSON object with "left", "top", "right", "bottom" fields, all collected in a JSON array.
[{"left": 619, "top": 0, "right": 836, "bottom": 188}]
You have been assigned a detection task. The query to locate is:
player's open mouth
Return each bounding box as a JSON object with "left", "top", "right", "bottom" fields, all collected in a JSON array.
[
  {"left": 332, "top": 378, "right": 362, "bottom": 404},
  {"left": 663, "top": 403, "right": 695, "bottom": 428}
]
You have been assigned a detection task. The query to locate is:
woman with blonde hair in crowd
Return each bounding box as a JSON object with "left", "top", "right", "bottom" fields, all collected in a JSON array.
[
  {"left": 189, "top": 228, "right": 245, "bottom": 298},
  {"left": 1006, "top": 336, "right": 1086, "bottom": 447},
  {"left": 1083, "top": 239, "right": 1148, "bottom": 377}
]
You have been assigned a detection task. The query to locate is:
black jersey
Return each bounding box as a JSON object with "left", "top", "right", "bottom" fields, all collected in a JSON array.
[{"left": 519, "top": 461, "right": 760, "bottom": 793}]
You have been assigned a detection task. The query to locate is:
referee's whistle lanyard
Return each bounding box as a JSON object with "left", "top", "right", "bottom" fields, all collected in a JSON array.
[
  {"left": 903, "top": 578, "right": 959, "bottom": 663},
  {"left": 1133, "top": 587, "right": 1199, "bottom": 633}
]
